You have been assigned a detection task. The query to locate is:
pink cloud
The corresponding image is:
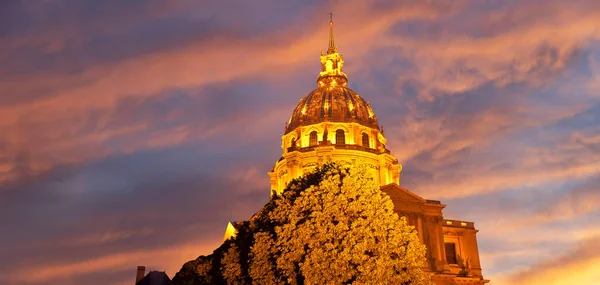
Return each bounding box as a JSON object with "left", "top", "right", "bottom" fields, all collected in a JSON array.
[
  {"left": 501, "top": 236, "right": 600, "bottom": 285},
  {"left": 2, "top": 2, "right": 600, "bottom": 284},
  {"left": 4, "top": 240, "right": 221, "bottom": 284},
  {"left": 0, "top": 1, "right": 449, "bottom": 184}
]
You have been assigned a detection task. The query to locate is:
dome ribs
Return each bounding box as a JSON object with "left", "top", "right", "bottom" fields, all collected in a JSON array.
[{"left": 284, "top": 86, "right": 379, "bottom": 134}]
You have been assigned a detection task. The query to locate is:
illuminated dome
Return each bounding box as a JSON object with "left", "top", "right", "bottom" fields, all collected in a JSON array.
[
  {"left": 284, "top": 17, "right": 379, "bottom": 134},
  {"left": 269, "top": 14, "right": 402, "bottom": 195},
  {"left": 285, "top": 85, "right": 379, "bottom": 134}
]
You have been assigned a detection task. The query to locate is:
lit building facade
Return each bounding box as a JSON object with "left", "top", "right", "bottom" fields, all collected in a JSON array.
[{"left": 266, "top": 17, "right": 489, "bottom": 285}]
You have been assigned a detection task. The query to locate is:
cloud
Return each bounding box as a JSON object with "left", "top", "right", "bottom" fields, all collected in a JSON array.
[
  {"left": 503, "top": 236, "right": 600, "bottom": 285},
  {"left": 390, "top": 90, "right": 596, "bottom": 199},
  {"left": 4, "top": 242, "right": 218, "bottom": 285},
  {"left": 534, "top": 175, "right": 600, "bottom": 220},
  {"left": 385, "top": 0, "right": 600, "bottom": 99},
  {"left": 0, "top": 144, "right": 271, "bottom": 284},
  {"left": 0, "top": 0, "right": 452, "bottom": 185},
  {"left": 2, "top": 1, "right": 600, "bottom": 284}
]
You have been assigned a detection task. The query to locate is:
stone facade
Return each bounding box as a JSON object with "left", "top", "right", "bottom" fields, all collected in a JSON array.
[{"left": 382, "top": 184, "right": 488, "bottom": 284}]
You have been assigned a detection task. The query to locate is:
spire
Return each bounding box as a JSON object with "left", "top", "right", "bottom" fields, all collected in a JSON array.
[
  {"left": 317, "top": 12, "right": 347, "bottom": 86},
  {"left": 327, "top": 12, "right": 337, "bottom": 54}
]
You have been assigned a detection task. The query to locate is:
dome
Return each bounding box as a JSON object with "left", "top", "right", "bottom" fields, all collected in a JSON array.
[
  {"left": 284, "top": 16, "right": 379, "bottom": 134},
  {"left": 269, "top": 14, "right": 402, "bottom": 196},
  {"left": 285, "top": 85, "right": 379, "bottom": 134}
]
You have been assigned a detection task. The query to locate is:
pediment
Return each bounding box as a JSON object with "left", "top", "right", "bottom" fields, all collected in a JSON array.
[{"left": 380, "top": 183, "right": 426, "bottom": 204}]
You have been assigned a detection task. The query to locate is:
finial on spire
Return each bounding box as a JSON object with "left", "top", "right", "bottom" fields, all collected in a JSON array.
[{"left": 327, "top": 12, "right": 337, "bottom": 54}]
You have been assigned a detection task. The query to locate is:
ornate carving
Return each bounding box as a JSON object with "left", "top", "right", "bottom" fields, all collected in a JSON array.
[
  {"left": 457, "top": 256, "right": 472, "bottom": 277},
  {"left": 302, "top": 162, "right": 317, "bottom": 168}
]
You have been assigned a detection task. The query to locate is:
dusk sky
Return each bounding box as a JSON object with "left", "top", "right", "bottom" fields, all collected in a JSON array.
[{"left": 1, "top": 0, "right": 600, "bottom": 284}]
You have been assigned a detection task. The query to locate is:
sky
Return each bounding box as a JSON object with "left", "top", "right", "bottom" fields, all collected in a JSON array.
[{"left": 1, "top": 0, "right": 599, "bottom": 284}]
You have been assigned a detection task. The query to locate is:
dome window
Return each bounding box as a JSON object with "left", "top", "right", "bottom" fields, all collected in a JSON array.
[
  {"left": 362, "top": 133, "right": 370, "bottom": 148},
  {"left": 336, "top": 129, "right": 346, "bottom": 145},
  {"left": 309, "top": 131, "right": 318, "bottom": 146}
]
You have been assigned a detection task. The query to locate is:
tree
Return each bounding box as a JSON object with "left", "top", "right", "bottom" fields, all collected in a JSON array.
[
  {"left": 173, "top": 163, "right": 433, "bottom": 285},
  {"left": 221, "top": 244, "right": 246, "bottom": 285}
]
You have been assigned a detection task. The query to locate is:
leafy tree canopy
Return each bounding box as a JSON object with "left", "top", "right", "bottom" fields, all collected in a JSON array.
[{"left": 173, "top": 163, "right": 433, "bottom": 285}]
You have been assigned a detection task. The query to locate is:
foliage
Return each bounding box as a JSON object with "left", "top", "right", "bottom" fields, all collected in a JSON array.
[{"left": 172, "top": 163, "right": 433, "bottom": 285}]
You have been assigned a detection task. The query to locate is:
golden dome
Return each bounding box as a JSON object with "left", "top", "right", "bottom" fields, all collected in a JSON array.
[
  {"left": 285, "top": 85, "right": 379, "bottom": 134},
  {"left": 284, "top": 14, "right": 379, "bottom": 134}
]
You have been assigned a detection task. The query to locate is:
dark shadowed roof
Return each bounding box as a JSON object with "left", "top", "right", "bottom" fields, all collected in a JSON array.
[{"left": 136, "top": 271, "right": 172, "bottom": 285}]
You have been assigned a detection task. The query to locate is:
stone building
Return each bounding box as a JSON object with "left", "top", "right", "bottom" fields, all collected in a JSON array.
[{"left": 263, "top": 17, "right": 490, "bottom": 285}]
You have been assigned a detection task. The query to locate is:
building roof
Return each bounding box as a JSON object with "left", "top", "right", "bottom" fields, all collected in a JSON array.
[
  {"left": 136, "top": 271, "right": 172, "bottom": 285},
  {"left": 223, "top": 221, "right": 245, "bottom": 241},
  {"left": 285, "top": 85, "right": 379, "bottom": 134}
]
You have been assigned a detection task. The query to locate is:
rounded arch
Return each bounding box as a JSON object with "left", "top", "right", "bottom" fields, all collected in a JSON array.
[
  {"left": 361, "top": 132, "right": 370, "bottom": 148},
  {"left": 309, "top": 131, "right": 318, "bottom": 146},
  {"left": 304, "top": 125, "right": 321, "bottom": 134},
  {"left": 331, "top": 124, "right": 350, "bottom": 133}
]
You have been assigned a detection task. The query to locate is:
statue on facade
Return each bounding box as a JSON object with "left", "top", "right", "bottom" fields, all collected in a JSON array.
[{"left": 457, "top": 256, "right": 471, "bottom": 277}]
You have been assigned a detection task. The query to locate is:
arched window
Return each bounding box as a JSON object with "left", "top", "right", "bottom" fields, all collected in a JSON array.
[
  {"left": 362, "top": 133, "right": 370, "bottom": 148},
  {"left": 335, "top": 129, "right": 346, "bottom": 145},
  {"left": 309, "top": 131, "right": 318, "bottom": 146}
]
